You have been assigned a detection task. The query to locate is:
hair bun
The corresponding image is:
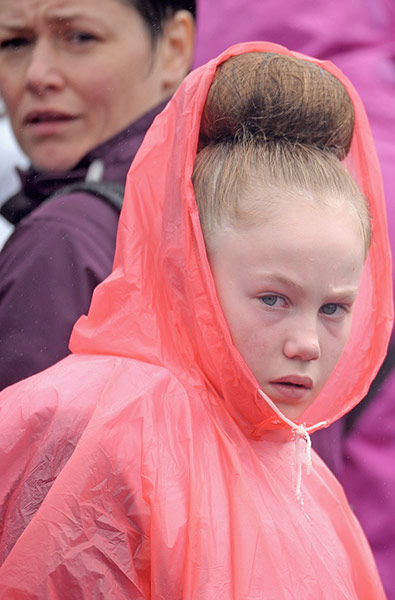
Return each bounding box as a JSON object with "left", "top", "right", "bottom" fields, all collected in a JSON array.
[{"left": 199, "top": 53, "right": 354, "bottom": 160}]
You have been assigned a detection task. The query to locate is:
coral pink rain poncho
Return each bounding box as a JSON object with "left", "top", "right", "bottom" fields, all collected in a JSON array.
[{"left": 0, "top": 43, "right": 392, "bottom": 598}]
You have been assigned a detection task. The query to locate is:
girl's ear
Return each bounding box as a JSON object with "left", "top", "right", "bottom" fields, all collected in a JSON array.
[{"left": 159, "top": 10, "right": 195, "bottom": 95}]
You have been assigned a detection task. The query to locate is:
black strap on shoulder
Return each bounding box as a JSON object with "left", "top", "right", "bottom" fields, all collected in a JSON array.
[
  {"left": 345, "top": 344, "right": 395, "bottom": 433},
  {"left": 49, "top": 181, "right": 125, "bottom": 213}
]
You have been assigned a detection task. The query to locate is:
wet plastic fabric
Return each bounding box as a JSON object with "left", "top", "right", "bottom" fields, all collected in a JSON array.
[
  {"left": 194, "top": 6, "right": 395, "bottom": 594},
  {"left": 0, "top": 42, "right": 392, "bottom": 599}
]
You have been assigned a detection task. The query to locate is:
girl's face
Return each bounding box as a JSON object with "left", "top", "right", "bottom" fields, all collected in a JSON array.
[
  {"left": 208, "top": 198, "right": 366, "bottom": 421},
  {"left": 0, "top": 0, "right": 172, "bottom": 171}
]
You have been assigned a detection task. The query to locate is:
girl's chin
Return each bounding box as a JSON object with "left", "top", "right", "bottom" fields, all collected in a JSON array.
[
  {"left": 259, "top": 382, "right": 320, "bottom": 422},
  {"left": 261, "top": 392, "right": 315, "bottom": 422}
]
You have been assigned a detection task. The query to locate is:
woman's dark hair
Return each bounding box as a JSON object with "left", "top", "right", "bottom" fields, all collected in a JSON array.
[{"left": 125, "top": 1, "right": 196, "bottom": 40}]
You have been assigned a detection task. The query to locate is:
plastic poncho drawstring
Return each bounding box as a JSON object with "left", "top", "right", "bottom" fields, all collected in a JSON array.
[{"left": 258, "top": 388, "right": 327, "bottom": 502}]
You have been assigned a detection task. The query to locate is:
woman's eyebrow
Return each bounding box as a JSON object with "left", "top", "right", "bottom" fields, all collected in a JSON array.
[
  {"left": 0, "top": 22, "right": 30, "bottom": 33},
  {"left": 45, "top": 7, "right": 98, "bottom": 23},
  {"left": 44, "top": 11, "right": 105, "bottom": 32},
  {"left": 0, "top": 12, "right": 88, "bottom": 32}
]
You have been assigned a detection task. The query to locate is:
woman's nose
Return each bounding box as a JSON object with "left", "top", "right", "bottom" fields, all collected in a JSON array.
[
  {"left": 25, "top": 40, "right": 64, "bottom": 95},
  {"left": 283, "top": 327, "right": 321, "bottom": 361}
]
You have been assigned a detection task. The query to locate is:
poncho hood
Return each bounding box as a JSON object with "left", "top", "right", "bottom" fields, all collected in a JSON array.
[
  {"left": 70, "top": 41, "right": 393, "bottom": 438},
  {"left": 0, "top": 41, "right": 391, "bottom": 599}
]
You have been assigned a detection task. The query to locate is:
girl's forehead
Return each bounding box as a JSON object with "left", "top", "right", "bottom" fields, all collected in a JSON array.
[
  {"left": 233, "top": 186, "right": 355, "bottom": 224},
  {"left": 216, "top": 195, "right": 366, "bottom": 260}
]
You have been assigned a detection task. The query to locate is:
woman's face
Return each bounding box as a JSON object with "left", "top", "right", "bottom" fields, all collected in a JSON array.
[{"left": 0, "top": 0, "right": 172, "bottom": 171}]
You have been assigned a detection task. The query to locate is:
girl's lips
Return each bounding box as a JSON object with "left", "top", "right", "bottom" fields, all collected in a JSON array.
[
  {"left": 269, "top": 376, "right": 313, "bottom": 400},
  {"left": 269, "top": 382, "right": 311, "bottom": 400}
]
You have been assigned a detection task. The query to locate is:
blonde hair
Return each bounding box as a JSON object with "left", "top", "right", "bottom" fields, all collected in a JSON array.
[{"left": 192, "top": 53, "right": 371, "bottom": 254}]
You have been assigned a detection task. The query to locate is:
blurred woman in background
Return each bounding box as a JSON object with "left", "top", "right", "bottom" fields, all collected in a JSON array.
[{"left": 0, "top": 0, "right": 195, "bottom": 389}]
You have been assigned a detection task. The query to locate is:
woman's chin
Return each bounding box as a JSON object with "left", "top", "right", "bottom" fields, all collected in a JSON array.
[
  {"left": 25, "top": 140, "right": 88, "bottom": 173},
  {"left": 30, "top": 154, "right": 81, "bottom": 173}
]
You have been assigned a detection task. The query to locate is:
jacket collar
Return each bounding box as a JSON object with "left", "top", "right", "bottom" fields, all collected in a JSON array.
[{"left": 1, "top": 101, "right": 168, "bottom": 225}]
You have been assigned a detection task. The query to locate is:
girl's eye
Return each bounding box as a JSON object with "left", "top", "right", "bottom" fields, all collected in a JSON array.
[
  {"left": 0, "top": 37, "right": 31, "bottom": 51},
  {"left": 320, "top": 303, "right": 345, "bottom": 316},
  {"left": 260, "top": 294, "right": 286, "bottom": 308}
]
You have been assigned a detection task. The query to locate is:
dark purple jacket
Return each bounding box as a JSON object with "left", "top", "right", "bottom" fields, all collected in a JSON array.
[{"left": 0, "top": 102, "right": 167, "bottom": 390}]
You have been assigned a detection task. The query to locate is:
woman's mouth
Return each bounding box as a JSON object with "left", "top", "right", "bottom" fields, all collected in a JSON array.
[{"left": 24, "top": 111, "right": 78, "bottom": 134}]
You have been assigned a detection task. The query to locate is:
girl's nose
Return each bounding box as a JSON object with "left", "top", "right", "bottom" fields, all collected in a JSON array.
[
  {"left": 25, "top": 40, "right": 64, "bottom": 95},
  {"left": 283, "top": 330, "right": 321, "bottom": 361}
]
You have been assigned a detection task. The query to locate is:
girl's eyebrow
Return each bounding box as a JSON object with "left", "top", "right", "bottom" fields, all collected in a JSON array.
[
  {"left": 258, "top": 271, "right": 360, "bottom": 299},
  {"left": 257, "top": 272, "right": 304, "bottom": 291},
  {"left": 326, "top": 288, "right": 360, "bottom": 301}
]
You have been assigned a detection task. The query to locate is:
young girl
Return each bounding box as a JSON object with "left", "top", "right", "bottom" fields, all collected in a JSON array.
[{"left": 0, "top": 42, "right": 392, "bottom": 598}]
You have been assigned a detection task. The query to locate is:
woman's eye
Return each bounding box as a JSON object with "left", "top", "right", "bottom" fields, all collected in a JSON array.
[
  {"left": 0, "top": 37, "right": 31, "bottom": 51},
  {"left": 260, "top": 295, "right": 285, "bottom": 307},
  {"left": 320, "top": 303, "right": 344, "bottom": 316},
  {"left": 67, "top": 31, "right": 97, "bottom": 44}
]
